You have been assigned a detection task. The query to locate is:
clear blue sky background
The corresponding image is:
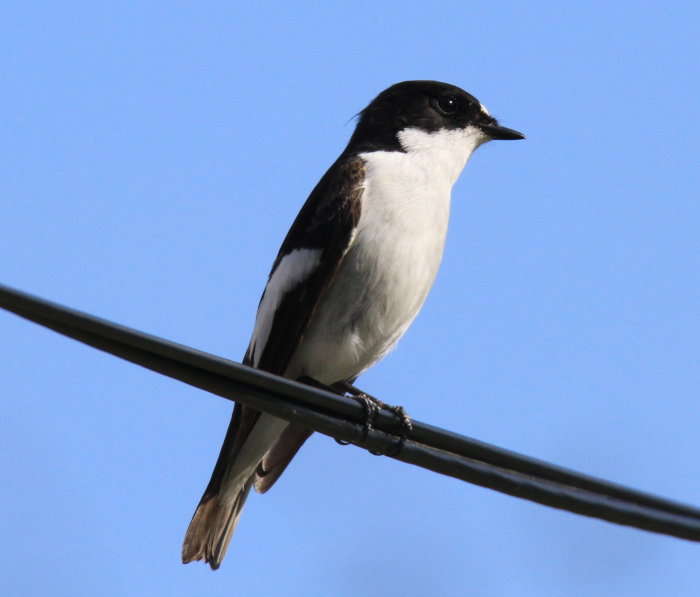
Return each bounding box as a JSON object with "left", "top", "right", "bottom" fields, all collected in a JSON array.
[{"left": 2, "top": 2, "right": 699, "bottom": 596}]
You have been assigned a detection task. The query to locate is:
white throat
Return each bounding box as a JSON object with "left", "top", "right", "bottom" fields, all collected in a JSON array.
[
  {"left": 282, "top": 125, "right": 488, "bottom": 383},
  {"left": 396, "top": 125, "right": 488, "bottom": 186}
]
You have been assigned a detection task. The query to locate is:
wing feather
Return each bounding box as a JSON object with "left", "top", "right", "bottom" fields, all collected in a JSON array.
[
  {"left": 185, "top": 156, "right": 366, "bottom": 566},
  {"left": 246, "top": 155, "right": 365, "bottom": 373}
]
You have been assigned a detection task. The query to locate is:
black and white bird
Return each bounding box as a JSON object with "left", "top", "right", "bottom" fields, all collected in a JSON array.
[{"left": 182, "top": 80, "right": 524, "bottom": 568}]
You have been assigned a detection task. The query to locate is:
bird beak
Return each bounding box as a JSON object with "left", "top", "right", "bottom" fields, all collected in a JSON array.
[{"left": 477, "top": 123, "right": 526, "bottom": 140}]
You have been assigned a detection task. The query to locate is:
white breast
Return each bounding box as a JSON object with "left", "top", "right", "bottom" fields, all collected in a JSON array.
[{"left": 287, "top": 125, "right": 487, "bottom": 384}]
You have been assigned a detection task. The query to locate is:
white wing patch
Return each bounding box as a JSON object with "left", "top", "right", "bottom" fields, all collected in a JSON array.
[{"left": 248, "top": 248, "right": 323, "bottom": 366}]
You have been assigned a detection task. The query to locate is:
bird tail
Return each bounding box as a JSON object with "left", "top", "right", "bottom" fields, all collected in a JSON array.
[
  {"left": 181, "top": 404, "right": 294, "bottom": 569},
  {"left": 181, "top": 478, "right": 253, "bottom": 570},
  {"left": 181, "top": 402, "right": 259, "bottom": 569}
]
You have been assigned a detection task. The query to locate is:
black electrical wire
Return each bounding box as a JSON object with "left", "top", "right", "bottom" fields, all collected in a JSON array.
[{"left": 2, "top": 282, "right": 700, "bottom": 542}]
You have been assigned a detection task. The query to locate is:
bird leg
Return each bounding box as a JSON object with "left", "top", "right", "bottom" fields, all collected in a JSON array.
[
  {"left": 298, "top": 377, "right": 412, "bottom": 454},
  {"left": 332, "top": 381, "right": 413, "bottom": 456},
  {"left": 298, "top": 376, "right": 381, "bottom": 445}
]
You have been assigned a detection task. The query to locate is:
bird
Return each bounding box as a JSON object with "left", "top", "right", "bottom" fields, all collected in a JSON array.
[{"left": 182, "top": 80, "right": 524, "bottom": 569}]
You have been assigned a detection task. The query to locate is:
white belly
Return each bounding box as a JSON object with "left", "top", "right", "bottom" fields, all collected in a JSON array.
[{"left": 287, "top": 147, "right": 454, "bottom": 383}]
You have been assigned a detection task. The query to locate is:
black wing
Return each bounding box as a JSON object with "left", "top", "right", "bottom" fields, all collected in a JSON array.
[
  {"left": 244, "top": 154, "right": 364, "bottom": 374},
  {"left": 193, "top": 155, "right": 364, "bottom": 499},
  {"left": 183, "top": 155, "right": 366, "bottom": 566}
]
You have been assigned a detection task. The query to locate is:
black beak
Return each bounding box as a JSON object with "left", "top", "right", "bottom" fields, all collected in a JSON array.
[{"left": 478, "top": 123, "right": 526, "bottom": 140}]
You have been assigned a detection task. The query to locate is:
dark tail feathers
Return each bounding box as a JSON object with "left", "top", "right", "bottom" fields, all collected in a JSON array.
[{"left": 181, "top": 480, "right": 253, "bottom": 570}]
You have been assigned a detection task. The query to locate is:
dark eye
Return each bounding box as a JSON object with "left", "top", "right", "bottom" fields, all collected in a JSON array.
[{"left": 435, "top": 95, "right": 459, "bottom": 115}]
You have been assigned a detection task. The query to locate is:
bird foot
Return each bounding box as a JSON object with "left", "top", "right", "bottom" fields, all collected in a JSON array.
[{"left": 334, "top": 382, "right": 412, "bottom": 456}]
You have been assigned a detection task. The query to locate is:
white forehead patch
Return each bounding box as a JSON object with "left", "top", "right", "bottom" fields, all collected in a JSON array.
[{"left": 479, "top": 102, "right": 490, "bottom": 117}]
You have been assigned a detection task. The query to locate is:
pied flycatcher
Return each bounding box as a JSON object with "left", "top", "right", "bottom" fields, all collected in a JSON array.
[{"left": 182, "top": 80, "right": 524, "bottom": 568}]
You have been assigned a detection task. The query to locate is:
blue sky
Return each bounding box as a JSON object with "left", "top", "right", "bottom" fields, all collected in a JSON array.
[{"left": 2, "top": 2, "right": 700, "bottom": 595}]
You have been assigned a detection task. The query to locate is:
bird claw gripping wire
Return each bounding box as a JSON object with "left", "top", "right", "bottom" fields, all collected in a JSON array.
[
  {"left": 379, "top": 403, "right": 413, "bottom": 457},
  {"left": 298, "top": 376, "right": 378, "bottom": 446},
  {"left": 334, "top": 382, "right": 413, "bottom": 456},
  {"left": 329, "top": 389, "right": 380, "bottom": 446}
]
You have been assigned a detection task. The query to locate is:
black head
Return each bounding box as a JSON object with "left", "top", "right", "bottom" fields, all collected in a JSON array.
[{"left": 346, "top": 80, "right": 524, "bottom": 154}]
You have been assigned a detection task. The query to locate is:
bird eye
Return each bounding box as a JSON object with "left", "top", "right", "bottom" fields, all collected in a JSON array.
[{"left": 435, "top": 95, "right": 459, "bottom": 115}]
